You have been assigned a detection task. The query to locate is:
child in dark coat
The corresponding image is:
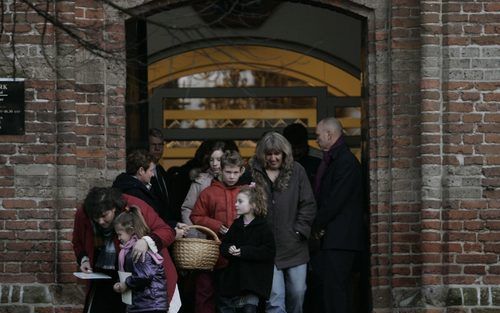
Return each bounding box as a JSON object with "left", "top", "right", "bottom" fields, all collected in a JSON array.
[{"left": 218, "top": 185, "right": 276, "bottom": 313}]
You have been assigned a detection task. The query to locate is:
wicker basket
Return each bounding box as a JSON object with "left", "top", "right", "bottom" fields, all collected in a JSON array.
[{"left": 172, "top": 225, "right": 221, "bottom": 270}]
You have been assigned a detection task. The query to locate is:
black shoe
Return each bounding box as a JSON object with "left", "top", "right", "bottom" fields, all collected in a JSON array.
[{"left": 240, "top": 304, "right": 257, "bottom": 313}]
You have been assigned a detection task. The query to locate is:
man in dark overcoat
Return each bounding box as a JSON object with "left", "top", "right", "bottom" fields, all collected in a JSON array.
[
  {"left": 148, "top": 128, "right": 180, "bottom": 227},
  {"left": 311, "top": 117, "right": 366, "bottom": 313}
]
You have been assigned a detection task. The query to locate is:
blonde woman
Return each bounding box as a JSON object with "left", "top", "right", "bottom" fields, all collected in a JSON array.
[{"left": 250, "top": 132, "right": 316, "bottom": 313}]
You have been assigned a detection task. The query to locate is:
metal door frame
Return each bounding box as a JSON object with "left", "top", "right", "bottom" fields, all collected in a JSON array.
[{"left": 149, "top": 87, "right": 360, "bottom": 146}]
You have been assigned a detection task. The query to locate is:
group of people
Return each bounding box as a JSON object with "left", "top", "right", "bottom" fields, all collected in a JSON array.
[{"left": 71, "top": 117, "right": 367, "bottom": 313}]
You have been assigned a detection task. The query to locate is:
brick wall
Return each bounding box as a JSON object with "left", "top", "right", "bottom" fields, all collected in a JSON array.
[
  {"left": 0, "top": 0, "right": 127, "bottom": 312},
  {"left": 0, "top": 0, "right": 498, "bottom": 312},
  {"left": 372, "top": 0, "right": 500, "bottom": 311}
]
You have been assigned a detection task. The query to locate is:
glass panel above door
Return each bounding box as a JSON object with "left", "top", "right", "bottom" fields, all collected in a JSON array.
[{"left": 163, "top": 97, "right": 317, "bottom": 130}]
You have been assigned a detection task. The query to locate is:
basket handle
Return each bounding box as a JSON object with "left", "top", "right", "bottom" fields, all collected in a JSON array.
[{"left": 187, "top": 225, "right": 221, "bottom": 243}]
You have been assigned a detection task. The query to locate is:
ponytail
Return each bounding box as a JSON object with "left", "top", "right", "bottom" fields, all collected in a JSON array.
[{"left": 114, "top": 205, "right": 150, "bottom": 237}]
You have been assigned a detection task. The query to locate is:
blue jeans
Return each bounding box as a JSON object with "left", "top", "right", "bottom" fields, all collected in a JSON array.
[{"left": 266, "top": 264, "right": 307, "bottom": 313}]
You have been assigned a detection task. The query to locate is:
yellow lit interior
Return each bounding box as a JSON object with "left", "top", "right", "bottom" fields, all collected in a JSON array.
[
  {"left": 148, "top": 45, "right": 360, "bottom": 97},
  {"left": 147, "top": 45, "right": 361, "bottom": 165}
]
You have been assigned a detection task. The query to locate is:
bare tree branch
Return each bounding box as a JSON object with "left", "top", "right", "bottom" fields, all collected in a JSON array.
[
  {"left": 0, "top": 0, "right": 308, "bottom": 82},
  {"left": 19, "top": 0, "right": 120, "bottom": 59}
]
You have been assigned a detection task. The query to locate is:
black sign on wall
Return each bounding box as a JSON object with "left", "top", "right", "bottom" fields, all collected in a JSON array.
[{"left": 0, "top": 79, "right": 25, "bottom": 135}]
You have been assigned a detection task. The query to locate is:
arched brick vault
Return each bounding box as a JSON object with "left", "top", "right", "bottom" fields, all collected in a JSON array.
[{"left": 0, "top": 0, "right": 499, "bottom": 312}]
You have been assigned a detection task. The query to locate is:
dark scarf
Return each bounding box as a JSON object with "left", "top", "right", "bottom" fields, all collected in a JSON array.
[
  {"left": 313, "top": 135, "right": 345, "bottom": 198},
  {"left": 92, "top": 223, "right": 117, "bottom": 270}
]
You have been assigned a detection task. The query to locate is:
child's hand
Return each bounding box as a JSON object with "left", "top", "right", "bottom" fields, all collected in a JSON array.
[
  {"left": 175, "top": 227, "right": 186, "bottom": 239},
  {"left": 228, "top": 245, "right": 241, "bottom": 257},
  {"left": 80, "top": 260, "right": 92, "bottom": 273},
  {"left": 175, "top": 222, "right": 189, "bottom": 238},
  {"left": 113, "top": 282, "right": 127, "bottom": 293},
  {"left": 219, "top": 225, "right": 228, "bottom": 235}
]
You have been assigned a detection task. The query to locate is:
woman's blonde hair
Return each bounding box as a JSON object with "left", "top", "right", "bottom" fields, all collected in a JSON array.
[
  {"left": 113, "top": 205, "right": 150, "bottom": 237},
  {"left": 253, "top": 132, "right": 294, "bottom": 191}
]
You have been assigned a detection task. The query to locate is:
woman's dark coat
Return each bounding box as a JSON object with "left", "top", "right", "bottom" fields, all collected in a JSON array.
[
  {"left": 112, "top": 173, "right": 165, "bottom": 221},
  {"left": 251, "top": 161, "right": 316, "bottom": 269}
]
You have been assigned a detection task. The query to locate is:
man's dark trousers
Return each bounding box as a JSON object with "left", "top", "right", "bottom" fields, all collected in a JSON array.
[{"left": 310, "top": 249, "right": 356, "bottom": 313}]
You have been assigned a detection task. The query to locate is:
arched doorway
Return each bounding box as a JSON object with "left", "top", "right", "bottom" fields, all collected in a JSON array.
[{"left": 125, "top": 2, "right": 370, "bottom": 311}]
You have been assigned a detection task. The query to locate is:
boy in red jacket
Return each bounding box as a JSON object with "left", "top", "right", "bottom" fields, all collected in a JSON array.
[{"left": 190, "top": 150, "right": 246, "bottom": 313}]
